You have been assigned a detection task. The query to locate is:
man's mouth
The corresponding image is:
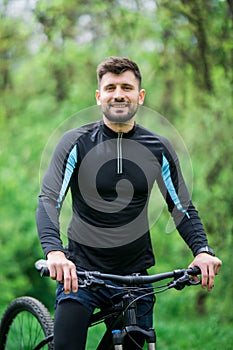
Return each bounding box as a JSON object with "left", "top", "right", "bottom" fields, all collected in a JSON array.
[{"left": 110, "top": 103, "right": 129, "bottom": 108}]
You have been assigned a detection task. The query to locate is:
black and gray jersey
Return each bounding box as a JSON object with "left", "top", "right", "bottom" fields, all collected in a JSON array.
[{"left": 36, "top": 120, "right": 208, "bottom": 274}]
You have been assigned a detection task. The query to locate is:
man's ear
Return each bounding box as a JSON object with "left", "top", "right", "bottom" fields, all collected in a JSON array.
[
  {"left": 96, "top": 90, "right": 101, "bottom": 105},
  {"left": 138, "top": 89, "right": 146, "bottom": 105}
]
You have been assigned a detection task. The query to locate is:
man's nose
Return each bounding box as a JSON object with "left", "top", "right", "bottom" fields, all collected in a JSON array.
[{"left": 114, "top": 87, "right": 124, "bottom": 100}]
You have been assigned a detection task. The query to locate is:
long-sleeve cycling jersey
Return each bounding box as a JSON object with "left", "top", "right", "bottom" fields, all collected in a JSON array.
[{"left": 36, "top": 120, "right": 208, "bottom": 274}]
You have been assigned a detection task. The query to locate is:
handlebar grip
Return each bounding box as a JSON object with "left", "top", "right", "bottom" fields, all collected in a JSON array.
[
  {"left": 35, "top": 259, "right": 50, "bottom": 277},
  {"left": 41, "top": 267, "right": 50, "bottom": 277},
  {"left": 189, "top": 266, "right": 201, "bottom": 275}
]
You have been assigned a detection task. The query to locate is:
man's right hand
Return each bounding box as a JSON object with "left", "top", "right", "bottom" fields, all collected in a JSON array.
[{"left": 47, "top": 251, "right": 78, "bottom": 294}]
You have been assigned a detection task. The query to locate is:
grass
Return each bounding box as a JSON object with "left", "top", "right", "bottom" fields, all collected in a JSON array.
[
  {"left": 86, "top": 313, "right": 232, "bottom": 350},
  {"left": 154, "top": 316, "right": 232, "bottom": 350}
]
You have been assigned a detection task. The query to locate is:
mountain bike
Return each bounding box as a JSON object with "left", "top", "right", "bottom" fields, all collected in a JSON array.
[{"left": 0, "top": 260, "right": 201, "bottom": 350}]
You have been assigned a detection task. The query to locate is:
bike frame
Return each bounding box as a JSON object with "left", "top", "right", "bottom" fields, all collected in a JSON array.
[
  {"left": 0, "top": 261, "right": 200, "bottom": 350},
  {"left": 35, "top": 260, "right": 200, "bottom": 350}
]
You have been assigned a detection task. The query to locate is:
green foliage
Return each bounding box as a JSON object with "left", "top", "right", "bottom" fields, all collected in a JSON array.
[{"left": 0, "top": 1, "right": 232, "bottom": 344}]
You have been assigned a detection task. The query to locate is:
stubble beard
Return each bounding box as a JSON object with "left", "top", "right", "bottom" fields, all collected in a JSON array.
[{"left": 102, "top": 102, "right": 139, "bottom": 124}]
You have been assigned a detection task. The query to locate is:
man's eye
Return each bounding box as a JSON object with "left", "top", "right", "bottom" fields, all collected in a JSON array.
[
  {"left": 123, "top": 86, "right": 133, "bottom": 91},
  {"left": 106, "top": 86, "right": 114, "bottom": 91}
]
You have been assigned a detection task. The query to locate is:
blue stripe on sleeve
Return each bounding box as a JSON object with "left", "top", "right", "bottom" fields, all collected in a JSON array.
[
  {"left": 162, "top": 153, "right": 189, "bottom": 218},
  {"left": 56, "top": 145, "right": 77, "bottom": 208}
]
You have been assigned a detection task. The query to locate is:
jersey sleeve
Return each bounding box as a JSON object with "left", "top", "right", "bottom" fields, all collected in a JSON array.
[
  {"left": 156, "top": 137, "right": 208, "bottom": 256},
  {"left": 36, "top": 130, "right": 78, "bottom": 257}
]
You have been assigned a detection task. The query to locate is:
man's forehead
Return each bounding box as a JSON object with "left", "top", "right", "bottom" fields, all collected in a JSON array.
[{"left": 100, "top": 71, "right": 138, "bottom": 86}]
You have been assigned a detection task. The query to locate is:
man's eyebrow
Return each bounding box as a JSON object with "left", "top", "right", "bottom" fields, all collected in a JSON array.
[
  {"left": 122, "top": 83, "right": 134, "bottom": 88},
  {"left": 103, "top": 83, "right": 135, "bottom": 90}
]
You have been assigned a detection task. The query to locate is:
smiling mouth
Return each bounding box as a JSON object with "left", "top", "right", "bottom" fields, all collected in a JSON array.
[{"left": 110, "top": 103, "right": 129, "bottom": 108}]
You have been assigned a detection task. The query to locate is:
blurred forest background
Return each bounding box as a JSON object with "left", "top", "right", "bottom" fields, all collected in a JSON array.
[{"left": 0, "top": 0, "right": 232, "bottom": 348}]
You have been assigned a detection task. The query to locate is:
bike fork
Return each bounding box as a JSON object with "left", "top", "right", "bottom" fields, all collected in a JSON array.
[{"left": 112, "top": 328, "right": 156, "bottom": 350}]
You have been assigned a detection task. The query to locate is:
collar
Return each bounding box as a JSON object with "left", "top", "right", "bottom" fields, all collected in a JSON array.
[{"left": 101, "top": 120, "right": 136, "bottom": 138}]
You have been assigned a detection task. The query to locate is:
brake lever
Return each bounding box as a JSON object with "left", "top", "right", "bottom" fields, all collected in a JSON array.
[
  {"left": 168, "top": 273, "right": 200, "bottom": 290},
  {"left": 187, "top": 279, "right": 201, "bottom": 286},
  {"left": 78, "top": 273, "right": 105, "bottom": 292}
]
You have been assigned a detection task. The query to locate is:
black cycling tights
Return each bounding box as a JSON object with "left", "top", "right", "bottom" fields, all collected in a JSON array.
[{"left": 54, "top": 299, "right": 92, "bottom": 350}]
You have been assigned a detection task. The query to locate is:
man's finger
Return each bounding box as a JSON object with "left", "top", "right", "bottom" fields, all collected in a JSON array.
[
  {"left": 207, "top": 265, "right": 215, "bottom": 291},
  {"left": 63, "top": 267, "right": 72, "bottom": 294},
  {"left": 71, "top": 267, "right": 78, "bottom": 293},
  {"left": 201, "top": 266, "right": 208, "bottom": 289},
  {"left": 214, "top": 259, "right": 222, "bottom": 275},
  {"left": 48, "top": 263, "right": 58, "bottom": 280},
  {"left": 56, "top": 265, "right": 65, "bottom": 283}
]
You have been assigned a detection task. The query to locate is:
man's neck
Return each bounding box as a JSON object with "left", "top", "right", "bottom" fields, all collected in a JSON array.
[{"left": 103, "top": 116, "right": 135, "bottom": 133}]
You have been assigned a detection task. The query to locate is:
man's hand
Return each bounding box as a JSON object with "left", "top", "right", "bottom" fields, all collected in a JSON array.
[
  {"left": 189, "top": 253, "right": 222, "bottom": 291},
  {"left": 47, "top": 251, "right": 78, "bottom": 294}
]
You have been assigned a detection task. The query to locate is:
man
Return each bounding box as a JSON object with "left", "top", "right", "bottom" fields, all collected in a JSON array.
[{"left": 36, "top": 56, "right": 222, "bottom": 349}]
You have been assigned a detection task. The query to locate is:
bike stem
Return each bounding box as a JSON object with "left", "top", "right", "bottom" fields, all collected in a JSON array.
[{"left": 123, "top": 292, "right": 137, "bottom": 326}]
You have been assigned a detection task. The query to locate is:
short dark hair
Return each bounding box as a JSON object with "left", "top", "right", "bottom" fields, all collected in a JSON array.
[{"left": 97, "top": 56, "right": 142, "bottom": 89}]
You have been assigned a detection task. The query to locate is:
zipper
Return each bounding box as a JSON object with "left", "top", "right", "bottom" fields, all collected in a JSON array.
[{"left": 117, "top": 132, "right": 123, "bottom": 174}]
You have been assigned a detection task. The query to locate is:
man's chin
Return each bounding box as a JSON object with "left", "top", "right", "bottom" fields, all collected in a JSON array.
[
  {"left": 103, "top": 109, "right": 136, "bottom": 123},
  {"left": 104, "top": 114, "right": 133, "bottom": 124}
]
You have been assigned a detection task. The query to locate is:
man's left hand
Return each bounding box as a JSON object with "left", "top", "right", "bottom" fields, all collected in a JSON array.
[{"left": 189, "top": 253, "right": 222, "bottom": 291}]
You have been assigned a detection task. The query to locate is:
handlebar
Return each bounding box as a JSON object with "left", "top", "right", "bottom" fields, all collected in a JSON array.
[{"left": 35, "top": 259, "right": 201, "bottom": 288}]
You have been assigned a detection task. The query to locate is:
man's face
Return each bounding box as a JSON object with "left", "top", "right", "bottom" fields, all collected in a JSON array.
[{"left": 96, "top": 71, "right": 145, "bottom": 124}]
